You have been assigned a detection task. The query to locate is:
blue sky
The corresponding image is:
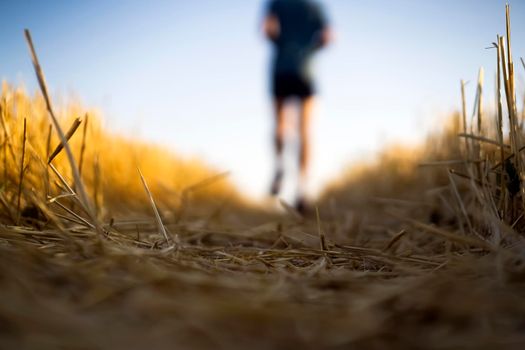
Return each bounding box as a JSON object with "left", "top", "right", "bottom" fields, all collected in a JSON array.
[{"left": 1, "top": 0, "right": 524, "bottom": 200}]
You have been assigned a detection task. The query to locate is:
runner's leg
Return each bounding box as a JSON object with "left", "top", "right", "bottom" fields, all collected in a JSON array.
[
  {"left": 270, "top": 97, "right": 286, "bottom": 195},
  {"left": 296, "top": 96, "right": 314, "bottom": 211}
]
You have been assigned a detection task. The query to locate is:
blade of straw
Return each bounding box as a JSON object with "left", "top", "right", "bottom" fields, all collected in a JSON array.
[
  {"left": 47, "top": 117, "right": 82, "bottom": 163},
  {"left": 397, "top": 214, "right": 496, "bottom": 253},
  {"left": 496, "top": 37, "right": 506, "bottom": 212},
  {"left": 138, "top": 168, "right": 171, "bottom": 246},
  {"left": 78, "top": 113, "right": 89, "bottom": 177},
  {"left": 457, "top": 133, "right": 509, "bottom": 149},
  {"left": 279, "top": 199, "right": 303, "bottom": 220},
  {"left": 477, "top": 67, "right": 484, "bottom": 135},
  {"left": 448, "top": 170, "right": 474, "bottom": 236},
  {"left": 315, "top": 206, "right": 327, "bottom": 251},
  {"left": 185, "top": 171, "right": 230, "bottom": 193},
  {"left": 44, "top": 124, "right": 52, "bottom": 197},
  {"left": 16, "top": 118, "right": 27, "bottom": 224},
  {"left": 48, "top": 163, "right": 76, "bottom": 196},
  {"left": 0, "top": 101, "right": 17, "bottom": 162},
  {"left": 52, "top": 200, "right": 95, "bottom": 229},
  {"left": 460, "top": 80, "right": 470, "bottom": 156},
  {"left": 24, "top": 29, "right": 100, "bottom": 232},
  {"left": 504, "top": 6, "right": 525, "bottom": 208},
  {"left": 506, "top": 4, "right": 514, "bottom": 100}
]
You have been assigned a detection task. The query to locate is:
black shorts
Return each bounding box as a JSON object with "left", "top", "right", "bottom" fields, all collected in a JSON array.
[{"left": 272, "top": 73, "right": 314, "bottom": 99}]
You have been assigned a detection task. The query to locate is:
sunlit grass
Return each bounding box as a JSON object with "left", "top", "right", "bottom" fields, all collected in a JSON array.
[{"left": 0, "top": 81, "right": 240, "bottom": 223}]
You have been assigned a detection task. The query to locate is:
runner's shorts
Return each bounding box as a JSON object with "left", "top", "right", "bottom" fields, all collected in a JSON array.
[{"left": 272, "top": 72, "right": 314, "bottom": 99}]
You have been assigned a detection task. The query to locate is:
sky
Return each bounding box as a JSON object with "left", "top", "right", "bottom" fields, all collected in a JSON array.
[{"left": 1, "top": 0, "right": 525, "bottom": 200}]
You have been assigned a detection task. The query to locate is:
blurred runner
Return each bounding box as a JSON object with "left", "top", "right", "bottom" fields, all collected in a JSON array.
[{"left": 263, "top": 0, "right": 331, "bottom": 214}]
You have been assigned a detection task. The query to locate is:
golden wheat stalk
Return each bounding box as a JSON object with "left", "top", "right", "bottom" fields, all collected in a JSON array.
[
  {"left": 24, "top": 29, "right": 101, "bottom": 233},
  {"left": 0, "top": 99, "right": 17, "bottom": 174},
  {"left": 47, "top": 117, "right": 82, "bottom": 164},
  {"left": 78, "top": 113, "right": 89, "bottom": 178},
  {"left": 16, "top": 118, "right": 27, "bottom": 224},
  {"left": 495, "top": 36, "right": 506, "bottom": 213},
  {"left": 476, "top": 67, "right": 484, "bottom": 135},
  {"left": 138, "top": 168, "right": 172, "bottom": 246},
  {"left": 460, "top": 80, "right": 470, "bottom": 157}
]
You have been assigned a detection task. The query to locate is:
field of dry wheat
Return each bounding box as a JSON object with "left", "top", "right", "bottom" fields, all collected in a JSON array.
[{"left": 1, "top": 5, "right": 525, "bottom": 350}]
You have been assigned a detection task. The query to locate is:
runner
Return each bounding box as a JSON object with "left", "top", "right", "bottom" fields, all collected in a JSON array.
[{"left": 263, "top": 0, "right": 332, "bottom": 213}]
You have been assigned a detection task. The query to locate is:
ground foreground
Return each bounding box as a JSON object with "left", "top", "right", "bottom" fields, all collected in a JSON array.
[{"left": 1, "top": 203, "right": 525, "bottom": 350}]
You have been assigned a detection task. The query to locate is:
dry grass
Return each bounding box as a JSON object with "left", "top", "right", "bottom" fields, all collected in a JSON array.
[
  {"left": 0, "top": 81, "right": 243, "bottom": 220},
  {"left": 1, "top": 5, "right": 525, "bottom": 350}
]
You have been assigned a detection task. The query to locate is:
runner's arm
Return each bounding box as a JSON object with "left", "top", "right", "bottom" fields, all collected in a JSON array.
[{"left": 263, "top": 14, "right": 280, "bottom": 42}]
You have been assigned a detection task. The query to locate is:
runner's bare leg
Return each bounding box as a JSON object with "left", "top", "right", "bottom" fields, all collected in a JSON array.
[
  {"left": 270, "top": 97, "right": 286, "bottom": 195},
  {"left": 296, "top": 96, "right": 314, "bottom": 210}
]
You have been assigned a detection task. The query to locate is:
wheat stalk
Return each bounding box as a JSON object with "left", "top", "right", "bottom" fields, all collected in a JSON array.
[
  {"left": 24, "top": 29, "right": 101, "bottom": 234},
  {"left": 16, "top": 118, "right": 27, "bottom": 224},
  {"left": 138, "top": 168, "right": 172, "bottom": 246}
]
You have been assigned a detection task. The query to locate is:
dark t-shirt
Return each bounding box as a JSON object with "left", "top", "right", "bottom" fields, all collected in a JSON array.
[{"left": 266, "top": 0, "right": 328, "bottom": 80}]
